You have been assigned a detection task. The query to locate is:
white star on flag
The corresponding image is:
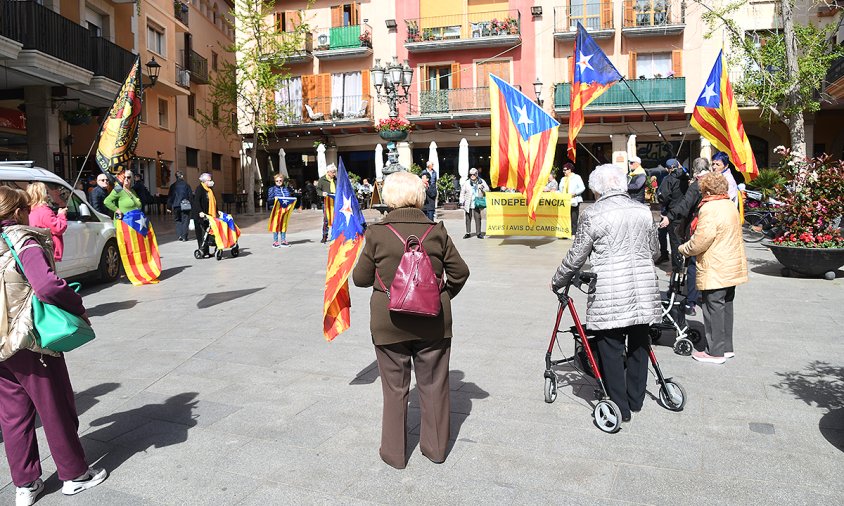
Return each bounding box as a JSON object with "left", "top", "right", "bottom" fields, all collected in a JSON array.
[
  {"left": 339, "top": 195, "right": 353, "bottom": 225},
  {"left": 577, "top": 52, "right": 594, "bottom": 73},
  {"left": 701, "top": 82, "right": 718, "bottom": 105},
  {"left": 514, "top": 103, "right": 533, "bottom": 127},
  {"left": 135, "top": 215, "right": 147, "bottom": 231}
]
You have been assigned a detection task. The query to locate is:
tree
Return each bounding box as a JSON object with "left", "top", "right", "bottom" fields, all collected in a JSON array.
[
  {"left": 695, "top": 0, "right": 844, "bottom": 157},
  {"left": 202, "top": 0, "right": 311, "bottom": 214}
]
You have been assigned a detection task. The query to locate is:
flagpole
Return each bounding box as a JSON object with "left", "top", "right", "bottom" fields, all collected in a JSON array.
[
  {"left": 618, "top": 77, "right": 672, "bottom": 151},
  {"left": 577, "top": 141, "right": 601, "bottom": 164}
]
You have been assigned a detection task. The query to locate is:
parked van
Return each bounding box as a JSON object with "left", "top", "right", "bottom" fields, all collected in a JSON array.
[{"left": 0, "top": 162, "right": 120, "bottom": 283}]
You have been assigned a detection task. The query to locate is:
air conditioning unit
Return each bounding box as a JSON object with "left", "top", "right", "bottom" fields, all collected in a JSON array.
[
  {"left": 177, "top": 69, "right": 190, "bottom": 87},
  {"left": 316, "top": 30, "right": 330, "bottom": 48}
]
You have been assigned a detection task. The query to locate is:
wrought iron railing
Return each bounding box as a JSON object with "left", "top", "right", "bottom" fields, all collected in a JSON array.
[
  {"left": 274, "top": 94, "right": 372, "bottom": 125},
  {"left": 90, "top": 36, "right": 136, "bottom": 83},
  {"left": 554, "top": 1, "right": 614, "bottom": 33},
  {"left": 0, "top": 0, "right": 93, "bottom": 70},
  {"left": 175, "top": 63, "right": 191, "bottom": 89},
  {"left": 622, "top": 0, "right": 684, "bottom": 28},
  {"left": 413, "top": 87, "right": 491, "bottom": 115},
  {"left": 554, "top": 77, "right": 685, "bottom": 109},
  {"left": 314, "top": 25, "right": 369, "bottom": 50},
  {"left": 405, "top": 9, "right": 521, "bottom": 43},
  {"left": 183, "top": 49, "right": 208, "bottom": 83},
  {"left": 174, "top": 2, "right": 189, "bottom": 26}
]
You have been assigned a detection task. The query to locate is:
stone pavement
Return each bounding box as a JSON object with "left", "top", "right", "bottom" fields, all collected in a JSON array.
[{"left": 1, "top": 209, "right": 842, "bottom": 505}]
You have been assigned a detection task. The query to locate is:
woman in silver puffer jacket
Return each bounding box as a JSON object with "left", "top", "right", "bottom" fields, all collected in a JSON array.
[{"left": 551, "top": 164, "right": 661, "bottom": 423}]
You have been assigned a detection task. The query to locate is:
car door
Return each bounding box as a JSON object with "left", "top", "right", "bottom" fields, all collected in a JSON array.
[{"left": 45, "top": 182, "right": 91, "bottom": 277}]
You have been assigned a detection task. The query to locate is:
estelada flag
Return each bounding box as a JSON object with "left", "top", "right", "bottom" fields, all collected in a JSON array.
[
  {"left": 324, "top": 194, "right": 335, "bottom": 225},
  {"left": 323, "top": 159, "right": 365, "bottom": 341},
  {"left": 208, "top": 212, "right": 241, "bottom": 250},
  {"left": 267, "top": 197, "right": 297, "bottom": 232},
  {"left": 96, "top": 57, "right": 142, "bottom": 175},
  {"left": 690, "top": 50, "right": 758, "bottom": 176},
  {"left": 568, "top": 22, "right": 622, "bottom": 162},
  {"left": 489, "top": 74, "right": 560, "bottom": 221},
  {"left": 115, "top": 209, "right": 161, "bottom": 285}
]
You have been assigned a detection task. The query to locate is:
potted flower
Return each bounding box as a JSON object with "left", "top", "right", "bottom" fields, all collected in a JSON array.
[
  {"left": 506, "top": 17, "right": 519, "bottom": 34},
  {"left": 62, "top": 107, "right": 91, "bottom": 126},
  {"left": 359, "top": 30, "right": 372, "bottom": 48},
  {"left": 766, "top": 146, "right": 844, "bottom": 279},
  {"left": 376, "top": 117, "right": 412, "bottom": 142}
]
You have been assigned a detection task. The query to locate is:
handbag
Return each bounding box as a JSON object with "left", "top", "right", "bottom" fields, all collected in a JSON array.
[
  {"left": 1, "top": 234, "right": 95, "bottom": 352},
  {"left": 180, "top": 198, "right": 192, "bottom": 211},
  {"left": 474, "top": 196, "right": 486, "bottom": 209}
]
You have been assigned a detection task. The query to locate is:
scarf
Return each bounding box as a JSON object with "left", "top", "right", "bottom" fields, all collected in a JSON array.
[
  {"left": 202, "top": 183, "right": 217, "bottom": 217},
  {"left": 690, "top": 194, "right": 730, "bottom": 235}
]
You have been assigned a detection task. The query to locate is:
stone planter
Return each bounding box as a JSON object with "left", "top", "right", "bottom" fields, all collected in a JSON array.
[
  {"left": 765, "top": 242, "right": 844, "bottom": 280},
  {"left": 378, "top": 130, "right": 408, "bottom": 142}
]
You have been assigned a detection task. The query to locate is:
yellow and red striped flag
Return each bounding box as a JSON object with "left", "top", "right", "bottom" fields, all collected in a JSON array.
[
  {"left": 691, "top": 50, "right": 758, "bottom": 176},
  {"left": 323, "top": 195, "right": 335, "bottom": 226},
  {"left": 489, "top": 74, "right": 560, "bottom": 221},
  {"left": 267, "top": 197, "right": 297, "bottom": 232},
  {"left": 207, "top": 211, "right": 240, "bottom": 250},
  {"left": 115, "top": 209, "right": 161, "bottom": 285}
]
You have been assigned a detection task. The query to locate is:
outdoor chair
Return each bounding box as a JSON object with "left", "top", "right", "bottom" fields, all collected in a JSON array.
[
  {"left": 305, "top": 104, "right": 324, "bottom": 121},
  {"left": 352, "top": 100, "right": 368, "bottom": 118}
]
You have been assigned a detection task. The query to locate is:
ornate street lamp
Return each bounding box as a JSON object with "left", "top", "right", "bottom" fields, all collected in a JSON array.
[
  {"left": 371, "top": 56, "right": 414, "bottom": 176},
  {"left": 145, "top": 57, "right": 161, "bottom": 88},
  {"left": 533, "top": 78, "right": 543, "bottom": 106}
]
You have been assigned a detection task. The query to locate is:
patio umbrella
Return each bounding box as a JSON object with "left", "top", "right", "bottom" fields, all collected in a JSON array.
[
  {"left": 428, "top": 141, "right": 439, "bottom": 176},
  {"left": 278, "top": 148, "right": 289, "bottom": 178},
  {"left": 458, "top": 138, "right": 469, "bottom": 185},
  {"left": 375, "top": 143, "right": 384, "bottom": 181},
  {"left": 317, "top": 143, "right": 327, "bottom": 177}
]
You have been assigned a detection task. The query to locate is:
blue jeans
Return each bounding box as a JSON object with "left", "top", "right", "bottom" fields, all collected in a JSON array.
[{"left": 273, "top": 232, "right": 286, "bottom": 243}]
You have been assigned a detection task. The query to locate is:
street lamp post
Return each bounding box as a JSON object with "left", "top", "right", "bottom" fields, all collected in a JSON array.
[{"left": 371, "top": 57, "right": 413, "bottom": 175}]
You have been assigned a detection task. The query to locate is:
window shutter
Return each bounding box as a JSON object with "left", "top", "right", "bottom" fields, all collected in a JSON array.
[
  {"left": 420, "top": 65, "right": 429, "bottom": 92},
  {"left": 567, "top": 56, "right": 573, "bottom": 83},
  {"left": 331, "top": 5, "right": 342, "bottom": 28},
  {"left": 624, "top": 1, "right": 634, "bottom": 26},
  {"left": 628, "top": 51, "right": 637, "bottom": 79},
  {"left": 601, "top": 0, "right": 612, "bottom": 29},
  {"left": 318, "top": 73, "right": 332, "bottom": 116},
  {"left": 451, "top": 63, "right": 460, "bottom": 89},
  {"left": 285, "top": 11, "right": 296, "bottom": 32},
  {"left": 352, "top": 2, "right": 360, "bottom": 26},
  {"left": 274, "top": 12, "right": 282, "bottom": 32},
  {"left": 265, "top": 90, "right": 276, "bottom": 124},
  {"left": 361, "top": 69, "right": 370, "bottom": 100},
  {"left": 302, "top": 74, "right": 316, "bottom": 118},
  {"left": 672, "top": 50, "right": 682, "bottom": 77}
]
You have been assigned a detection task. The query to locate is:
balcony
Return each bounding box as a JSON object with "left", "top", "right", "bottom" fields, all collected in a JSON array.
[
  {"left": 277, "top": 32, "right": 313, "bottom": 64},
  {"left": 273, "top": 95, "right": 372, "bottom": 127},
  {"left": 175, "top": 63, "right": 191, "bottom": 89},
  {"left": 182, "top": 49, "right": 208, "bottom": 84},
  {"left": 174, "top": 2, "right": 189, "bottom": 29},
  {"left": 826, "top": 55, "right": 844, "bottom": 100},
  {"left": 554, "top": 77, "right": 685, "bottom": 112},
  {"left": 622, "top": 0, "right": 685, "bottom": 37},
  {"left": 407, "top": 87, "right": 491, "bottom": 120},
  {"left": 554, "top": 2, "right": 615, "bottom": 41},
  {"left": 89, "top": 37, "right": 136, "bottom": 84},
  {"left": 312, "top": 25, "right": 372, "bottom": 60},
  {"left": 404, "top": 9, "right": 521, "bottom": 53}
]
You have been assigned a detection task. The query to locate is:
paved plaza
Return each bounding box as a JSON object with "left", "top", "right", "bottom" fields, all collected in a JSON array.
[{"left": 1, "top": 208, "right": 842, "bottom": 505}]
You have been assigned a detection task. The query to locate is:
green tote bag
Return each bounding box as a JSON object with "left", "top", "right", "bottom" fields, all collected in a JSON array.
[{"left": 2, "top": 234, "right": 95, "bottom": 352}]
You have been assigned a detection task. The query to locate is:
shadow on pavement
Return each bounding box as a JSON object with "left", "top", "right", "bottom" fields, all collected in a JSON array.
[
  {"left": 287, "top": 239, "right": 313, "bottom": 246},
  {"left": 86, "top": 300, "right": 138, "bottom": 317},
  {"left": 158, "top": 265, "right": 191, "bottom": 281},
  {"left": 495, "top": 237, "right": 558, "bottom": 249},
  {"left": 350, "top": 360, "right": 379, "bottom": 385},
  {"left": 197, "top": 287, "right": 265, "bottom": 309},
  {"left": 775, "top": 361, "right": 844, "bottom": 452}
]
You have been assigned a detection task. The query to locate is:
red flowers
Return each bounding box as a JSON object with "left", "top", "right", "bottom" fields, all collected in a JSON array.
[{"left": 376, "top": 117, "right": 412, "bottom": 133}]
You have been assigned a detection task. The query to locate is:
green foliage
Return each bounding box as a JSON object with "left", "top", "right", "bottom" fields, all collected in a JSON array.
[
  {"left": 409, "top": 163, "right": 423, "bottom": 176},
  {"left": 436, "top": 173, "right": 456, "bottom": 202},
  {"left": 746, "top": 168, "right": 786, "bottom": 200},
  {"left": 347, "top": 171, "right": 361, "bottom": 187}
]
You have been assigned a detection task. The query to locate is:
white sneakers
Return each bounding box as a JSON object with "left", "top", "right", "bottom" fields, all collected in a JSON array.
[
  {"left": 62, "top": 467, "right": 108, "bottom": 496},
  {"left": 15, "top": 479, "right": 44, "bottom": 506}
]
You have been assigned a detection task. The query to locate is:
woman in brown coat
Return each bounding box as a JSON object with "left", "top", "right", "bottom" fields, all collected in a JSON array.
[
  {"left": 353, "top": 171, "right": 470, "bottom": 469},
  {"left": 679, "top": 172, "right": 748, "bottom": 365}
]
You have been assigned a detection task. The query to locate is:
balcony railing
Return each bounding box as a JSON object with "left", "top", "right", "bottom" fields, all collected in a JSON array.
[
  {"left": 174, "top": 2, "right": 189, "bottom": 26},
  {"left": 622, "top": 0, "right": 684, "bottom": 29},
  {"left": 314, "top": 25, "right": 366, "bottom": 50},
  {"left": 89, "top": 36, "right": 136, "bottom": 83},
  {"left": 405, "top": 9, "right": 520, "bottom": 47},
  {"left": 554, "top": 77, "right": 685, "bottom": 110},
  {"left": 413, "top": 87, "right": 491, "bottom": 116},
  {"left": 275, "top": 31, "right": 313, "bottom": 63},
  {"left": 182, "top": 49, "right": 208, "bottom": 84},
  {"left": 274, "top": 94, "right": 372, "bottom": 125},
  {"left": 175, "top": 63, "right": 191, "bottom": 89},
  {"left": 554, "top": 1, "right": 614, "bottom": 36}
]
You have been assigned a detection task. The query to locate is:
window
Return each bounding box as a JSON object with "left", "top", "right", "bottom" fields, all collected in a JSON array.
[
  {"left": 140, "top": 100, "right": 148, "bottom": 123},
  {"left": 212, "top": 153, "right": 222, "bottom": 171},
  {"left": 330, "top": 3, "right": 359, "bottom": 28},
  {"left": 186, "top": 147, "right": 199, "bottom": 167},
  {"left": 147, "top": 24, "right": 166, "bottom": 56},
  {"left": 187, "top": 93, "right": 196, "bottom": 118},
  {"left": 158, "top": 98, "right": 168, "bottom": 128},
  {"left": 211, "top": 51, "right": 218, "bottom": 71},
  {"left": 330, "top": 72, "right": 366, "bottom": 118},
  {"left": 636, "top": 52, "right": 672, "bottom": 78},
  {"left": 212, "top": 103, "right": 220, "bottom": 126},
  {"left": 570, "top": 0, "right": 603, "bottom": 30}
]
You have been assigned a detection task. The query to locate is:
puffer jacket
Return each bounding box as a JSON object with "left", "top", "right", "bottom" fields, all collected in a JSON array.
[
  {"left": 678, "top": 198, "right": 748, "bottom": 290},
  {"left": 459, "top": 178, "right": 490, "bottom": 213},
  {"left": 551, "top": 190, "right": 661, "bottom": 330}
]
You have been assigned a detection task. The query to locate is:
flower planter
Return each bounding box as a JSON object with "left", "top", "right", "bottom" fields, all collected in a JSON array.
[
  {"left": 765, "top": 243, "right": 844, "bottom": 280},
  {"left": 379, "top": 130, "right": 408, "bottom": 142}
]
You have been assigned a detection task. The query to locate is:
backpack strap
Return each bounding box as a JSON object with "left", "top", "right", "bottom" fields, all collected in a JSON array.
[{"left": 375, "top": 223, "right": 438, "bottom": 296}]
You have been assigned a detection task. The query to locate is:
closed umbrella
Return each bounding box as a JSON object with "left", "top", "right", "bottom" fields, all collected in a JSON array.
[
  {"left": 428, "top": 141, "right": 439, "bottom": 177},
  {"left": 375, "top": 143, "right": 384, "bottom": 181},
  {"left": 278, "top": 148, "right": 289, "bottom": 178},
  {"left": 458, "top": 138, "right": 469, "bottom": 185},
  {"left": 317, "top": 143, "right": 327, "bottom": 177}
]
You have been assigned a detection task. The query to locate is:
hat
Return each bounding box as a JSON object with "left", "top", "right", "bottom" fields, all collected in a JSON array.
[
  {"left": 469, "top": 168, "right": 478, "bottom": 175},
  {"left": 629, "top": 155, "right": 641, "bottom": 164},
  {"left": 666, "top": 158, "right": 681, "bottom": 169}
]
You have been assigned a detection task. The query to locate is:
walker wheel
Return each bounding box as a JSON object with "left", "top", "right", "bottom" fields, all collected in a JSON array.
[
  {"left": 544, "top": 376, "right": 557, "bottom": 404},
  {"left": 216, "top": 250, "right": 223, "bottom": 261},
  {"left": 193, "top": 250, "right": 203, "bottom": 259},
  {"left": 688, "top": 329, "right": 702, "bottom": 344},
  {"left": 673, "top": 338, "right": 693, "bottom": 356},
  {"left": 659, "top": 380, "right": 687, "bottom": 411},
  {"left": 231, "top": 244, "right": 240, "bottom": 257},
  {"left": 594, "top": 400, "right": 622, "bottom": 433}
]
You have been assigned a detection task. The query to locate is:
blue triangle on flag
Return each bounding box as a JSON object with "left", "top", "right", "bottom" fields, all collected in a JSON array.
[
  {"left": 695, "top": 50, "right": 723, "bottom": 108},
  {"left": 490, "top": 74, "right": 559, "bottom": 142},
  {"left": 574, "top": 22, "right": 622, "bottom": 85},
  {"left": 122, "top": 209, "right": 149, "bottom": 237},
  {"left": 330, "top": 158, "right": 366, "bottom": 240}
]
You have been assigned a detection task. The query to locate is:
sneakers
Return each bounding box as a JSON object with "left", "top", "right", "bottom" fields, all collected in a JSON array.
[
  {"left": 272, "top": 242, "right": 280, "bottom": 248},
  {"left": 280, "top": 241, "right": 291, "bottom": 247},
  {"left": 683, "top": 303, "right": 697, "bottom": 316},
  {"left": 724, "top": 352, "right": 735, "bottom": 359},
  {"left": 691, "top": 351, "right": 726, "bottom": 364},
  {"left": 16, "top": 479, "right": 44, "bottom": 506},
  {"left": 463, "top": 233, "right": 471, "bottom": 239},
  {"left": 477, "top": 233, "right": 485, "bottom": 239},
  {"left": 62, "top": 468, "right": 108, "bottom": 496}
]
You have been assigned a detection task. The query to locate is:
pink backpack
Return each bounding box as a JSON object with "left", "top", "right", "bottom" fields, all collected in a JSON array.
[{"left": 376, "top": 224, "right": 442, "bottom": 317}]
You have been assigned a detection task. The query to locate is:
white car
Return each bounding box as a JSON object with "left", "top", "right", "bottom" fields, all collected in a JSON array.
[{"left": 0, "top": 162, "right": 120, "bottom": 283}]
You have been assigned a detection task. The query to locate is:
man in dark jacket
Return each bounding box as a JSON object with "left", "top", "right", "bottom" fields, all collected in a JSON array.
[
  {"left": 627, "top": 156, "right": 647, "bottom": 203},
  {"left": 657, "top": 158, "right": 689, "bottom": 271},
  {"left": 167, "top": 171, "right": 193, "bottom": 241},
  {"left": 317, "top": 165, "right": 337, "bottom": 243},
  {"left": 89, "top": 174, "right": 111, "bottom": 217},
  {"left": 421, "top": 173, "right": 437, "bottom": 221}
]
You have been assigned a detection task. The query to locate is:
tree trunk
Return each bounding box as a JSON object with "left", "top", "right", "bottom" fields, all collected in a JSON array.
[{"left": 781, "top": 0, "right": 806, "bottom": 157}]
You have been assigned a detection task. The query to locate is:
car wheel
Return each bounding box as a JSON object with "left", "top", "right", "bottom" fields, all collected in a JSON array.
[{"left": 98, "top": 240, "right": 121, "bottom": 282}]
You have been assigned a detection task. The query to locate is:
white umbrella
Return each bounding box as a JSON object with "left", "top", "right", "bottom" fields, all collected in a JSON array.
[
  {"left": 458, "top": 138, "right": 469, "bottom": 185},
  {"left": 375, "top": 143, "right": 384, "bottom": 181},
  {"left": 278, "top": 148, "right": 289, "bottom": 178},
  {"left": 316, "top": 143, "right": 327, "bottom": 177},
  {"left": 428, "top": 141, "right": 439, "bottom": 176}
]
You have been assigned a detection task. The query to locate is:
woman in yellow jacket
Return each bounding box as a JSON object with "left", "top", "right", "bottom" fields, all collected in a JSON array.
[{"left": 679, "top": 172, "right": 748, "bottom": 364}]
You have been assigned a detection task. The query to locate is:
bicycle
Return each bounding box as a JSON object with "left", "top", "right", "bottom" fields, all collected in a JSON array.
[{"left": 743, "top": 190, "right": 779, "bottom": 243}]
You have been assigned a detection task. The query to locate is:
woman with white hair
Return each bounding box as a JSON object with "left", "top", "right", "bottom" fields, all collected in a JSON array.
[
  {"left": 550, "top": 164, "right": 661, "bottom": 423},
  {"left": 458, "top": 168, "right": 490, "bottom": 239},
  {"left": 192, "top": 173, "right": 217, "bottom": 257}
]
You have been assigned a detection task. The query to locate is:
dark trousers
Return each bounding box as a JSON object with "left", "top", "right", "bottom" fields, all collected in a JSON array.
[
  {"left": 686, "top": 257, "right": 699, "bottom": 305},
  {"left": 594, "top": 324, "right": 650, "bottom": 418},
  {"left": 322, "top": 214, "right": 329, "bottom": 241},
  {"left": 424, "top": 209, "right": 435, "bottom": 221},
  {"left": 658, "top": 227, "right": 668, "bottom": 255},
  {"left": 174, "top": 210, "right": 190, "bottom": 240},
  {"left": 667, "top": 226, "right": 684, "bottom": 271},
  {"left": 0, "top": 351, "right": 88, "bottom": 486},
  {"left": 465, "top": 209, "right": 482, "bottom": 235},
  {"left": 701, "top": 286, "right": 735, "bottom": 357},
  {"left": 570, "top": 205, "right": 580, "bottom": 234},
  {"left": 195, "top": 218, "right": 209, "bottom": 253},
  {"left": 374, "top": 338, "right": 451, "bottom": 469}
]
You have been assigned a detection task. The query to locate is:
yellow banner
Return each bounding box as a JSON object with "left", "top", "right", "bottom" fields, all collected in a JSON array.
[{"left": 485, "top": 192, "right": 572, "bottom": 238}]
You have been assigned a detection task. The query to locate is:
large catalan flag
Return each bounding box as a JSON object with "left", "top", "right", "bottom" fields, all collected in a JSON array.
[
  {"left": 115, "top": 209, "right": 161, "bottom": 285},
  {"left": 96, "top": 57, "right": 143, "bottom": 176},
  {"left": 690, "top": 50, "right": 758, "bottom": 176},
  {"left": 268, "top": 197, "right": 297, "bottom": 232},
  {"left": 489, "top": 74, "right": 560, "bottom": 221},
  {"left": 208, "top": 211, "right": 241, "bottom": 250},
  {"left": 568, "top": 22, "right": 622, "bottom": 162},
  {"left": 323, "top": 159, "right": 365, "bottom": 341}
]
